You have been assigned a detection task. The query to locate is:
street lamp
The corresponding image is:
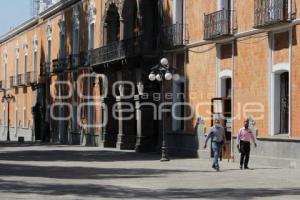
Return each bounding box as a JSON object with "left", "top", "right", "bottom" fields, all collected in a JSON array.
[
  {"left": 148, "top": 58, "right": 179, "bottom": 162},
  {"left": 2, "top": 93, "right": 15, "bottom": 142}
]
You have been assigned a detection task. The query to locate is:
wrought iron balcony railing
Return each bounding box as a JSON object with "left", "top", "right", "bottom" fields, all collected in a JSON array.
[
  {"left": 25, "top": 71, "right": 37, "bottom": 85},
  {"left": 41, "top": 62, "right": 51, "bottom": 76},
  {"left": 90, "top": 36, "right": 156, "bottom": 66},
  {"left": 204, "top": 9, "right": 235, "bottom": 40},
  {"left": 10, "top": 76, "right": 17, "bottom": 88},
  {"left": 89, "top": 40, "right": 126, "bottom": 66},
  {"left": 52, "top": 57, "right": 69, "bottom": 73},
  {"left": 18, "top": 74, "right": 26, "bottom": 86},
  {"left": 52, "top": 52, "right": 89, "bottom": 74},
  {"left": 254, "top": 0, "right": 290, "bottom": 28},
  {"left": 161, "top": 23, "right": 188, "bottom": 49},
  {"left": 0, "top": 80, "right": 3, "bottom": 90}
]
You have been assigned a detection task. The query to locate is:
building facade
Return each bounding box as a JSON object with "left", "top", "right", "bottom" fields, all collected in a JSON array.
[{"left": 1, "top": 0, "right": 300, "bottom": 168}]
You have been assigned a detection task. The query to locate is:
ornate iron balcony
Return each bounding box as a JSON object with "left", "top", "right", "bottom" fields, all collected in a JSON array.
[
  {"left": 0, "top": 80, "right": 3, "bottom": 90},
  {"left": 254, "top": 0, "right": 290, "bottom": 28},
  {"left": 25, "top": 71, "right": 37, "bottom": 85},
  {"left": 161, "top": 23, "right": 188, "bottom": 49},
  {"left": 18, "top": 74, "right": 26, "bottom": 86},
  {"left": 204, "top": 9, "right": 235, "bottom": 40},
  {"left": 41, "top": 62, "right": 51, "bottom": 76},
  {"left": 89, "top": 36, "right": 145, "bottom": 66},
  {"left": 51, "top": 53, "right": 89, "bottom": 74},
  {"left": 52, "top": 57, "right": 70, "bottom": 73},
  {"left": 10, "top": 76, "right": 17, "bottom": 88}
]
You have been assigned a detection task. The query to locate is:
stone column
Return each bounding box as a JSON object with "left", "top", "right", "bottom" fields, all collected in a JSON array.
[
  {"left": 116, "top": 96, "right": 137, "bottom": 150},
  {"left": 134, "top": 94, "right": 142, "bottom": 151},
  {"left": 99, "top": 97, "right": 107, "bottom": 147}
]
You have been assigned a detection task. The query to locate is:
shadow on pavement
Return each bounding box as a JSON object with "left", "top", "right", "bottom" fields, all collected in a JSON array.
[
  {"left": 0, "top": 148, "right": 161, "bottom": 162},
  {"left": 0, "top": 163, "right": 200, "bottom": 180},
  {"left": 0, "top": 179, "right": 299, "bottom": 199}
]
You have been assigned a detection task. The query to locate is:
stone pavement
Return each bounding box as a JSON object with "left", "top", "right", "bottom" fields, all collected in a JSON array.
[{"left": 0, "top": 144, "right": 300, "bottom": 200}]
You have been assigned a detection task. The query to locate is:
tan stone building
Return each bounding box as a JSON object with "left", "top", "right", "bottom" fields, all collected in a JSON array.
[{"left": 0, "top": 0, "right": 300, "bottom": 168}]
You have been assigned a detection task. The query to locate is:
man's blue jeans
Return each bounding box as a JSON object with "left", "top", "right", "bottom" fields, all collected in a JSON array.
[{"left": 212, "top": 142, "right": 222, "bottom": 169}]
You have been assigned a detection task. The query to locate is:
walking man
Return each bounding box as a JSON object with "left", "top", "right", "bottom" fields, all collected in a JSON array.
[
  {"left": 237, "top": 119, "right": 257, "bottom": 170},
  {"left": 204, "top": 118, "right": 226, "bottom": 171}
]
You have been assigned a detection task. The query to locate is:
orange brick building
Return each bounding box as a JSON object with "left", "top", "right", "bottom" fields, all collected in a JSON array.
[{"left": 0, "top": 0, "right": 300, "bottom": 168}]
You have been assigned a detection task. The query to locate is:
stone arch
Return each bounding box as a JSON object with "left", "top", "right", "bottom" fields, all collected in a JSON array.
[
  {"left": 102, "top": 0, "right": 123, "bottom": 24},
  {"left": 272, "top": 62, "right": 289, "bottom": 74}
]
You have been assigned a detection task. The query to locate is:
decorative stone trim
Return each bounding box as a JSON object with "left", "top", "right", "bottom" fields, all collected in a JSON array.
[
  {"left": 58, "top": 14, "right": 66, "bottom": 36},
  {"left": 33, "top": 33, "right": 38, "bottom": 52},
  {"left": 88, "top": 0, "right": 96, "bottom": 24},
  {"left": 46, "top": 21, "right": 52, "bottom": 41},
  {"left": 15, "top": 41, "right": 19, "bottom": 59},
  {"left": 73, "top": 5, "right": 80, "bottom": 30},
  {"left": 23, "top": 39, "right": 28, "bottom": 56}
]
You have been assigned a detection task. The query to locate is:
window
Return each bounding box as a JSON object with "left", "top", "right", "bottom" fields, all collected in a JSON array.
[
  {"left": 4, "top": 63, "right": 7, "bottom": 88},
  {"left": 60, "top": 33, "right": 65, "bottom": 59},
  {"left": 73, "top": 29, "right": 79, "bottom": 54},
  {"left": 33, "top": 51, "right": 37, "bottom": 81},
  {"left": 173, "top": 0, "right": 183, "bottom": 24},
  {"left": 47, "top": 40, "right": 52, "bottom": 72},
  {"left": 88, "top": 23, "right": 95, "bottom": 50},
  {"left": 16, "top": 57, "right": 19, "bottom": 84},
  {"left": 217, "top": 0, "right": 231, "bottom": 10},
  {"left": 24, "top": 54, "right": 28, "bottom": 73}
]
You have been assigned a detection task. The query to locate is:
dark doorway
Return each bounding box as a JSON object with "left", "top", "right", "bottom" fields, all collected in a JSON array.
[
  {"left": 106, "top": 5, "right": 120, "bottom": 44},
  {"left": 280, "top": 72, "right": 289, "bottom": 134}
]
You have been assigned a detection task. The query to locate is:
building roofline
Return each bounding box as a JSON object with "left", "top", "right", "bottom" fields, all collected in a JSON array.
[
  {"left": 39, "top": 0, "right": 81, "bottom": 20},
  {"left": 0, "top": 0, "right": 81, "bottom": 44},
  {"left": 0, "top": 17, "right": 39, "bottom": 44}
]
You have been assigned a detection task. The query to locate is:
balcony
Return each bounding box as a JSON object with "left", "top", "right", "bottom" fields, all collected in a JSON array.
[
  {"left": 52, "top": 57, "right": 70, "bottom": 74},
  {"left": 254, "top": 0, "right": 291, "bottom": 28},
  {"left": 161, "top": 23, "right": 188, "bottom": 49},
  {"left": 18, "top": 74, "right": 26, "bottom": 87},
  {"left": 89, "top": 36, "right": 149, "bottom": 67},
  {"left": 52, "top": 53, "right": 89, "bottom": 74},
  {"left": 204, "top": 9, "right": 235, "bottom": 40},
  {"left": 41, "top": 63, "right": 51, "bottom": 76},
  {"left": 0, "top": 80, "right": 4, "bottom": 91},
  {"left": 25, "top": 71, "right": 37, "bottom": 85},
  {"left": 10, "top": 76, "right": 17, "bottom": 88}
]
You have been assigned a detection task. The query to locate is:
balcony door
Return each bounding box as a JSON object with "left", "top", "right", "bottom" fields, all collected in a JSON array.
[
  {"left": 217, "top": 0, "right": 231, "bottom": 10},
  {"left": 280, "top": 72, "right": 289, "bottom": 134},
  {"left": 172, "top": 0, "right": 183, "bottom": 24},
  {"left": 273, "top": 71, "right": 289, "bottom": 135},
  {"left": 216, "top": 0, "right": 231, "bottom": 35},
  {"left": 106, "top": 4, "right": 120, "bottom": 44}
]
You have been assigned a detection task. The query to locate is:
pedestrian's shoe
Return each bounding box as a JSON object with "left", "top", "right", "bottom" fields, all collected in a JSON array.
[
  {"left": 212, "top": 164, "right": 216, "bottom": 169},
  {"left": 244, "top": 166, "right": 249, "bottom": 170},
  {"left": 215, "top": 167, "right": 220, "bottom": 172},
  {"left": 240, "top": 166, "right": 243, "bottom": 170}
]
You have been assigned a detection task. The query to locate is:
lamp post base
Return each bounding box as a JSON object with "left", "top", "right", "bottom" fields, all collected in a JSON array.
[
  {"left": 160, "top": 146, "right": 170, "bottom": 162},
  {"left": 160, "top": 157, "right": 170, "bottom": 162}
]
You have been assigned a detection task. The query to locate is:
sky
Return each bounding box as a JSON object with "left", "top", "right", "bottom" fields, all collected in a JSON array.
[{"left": 0, "top": 0, "right": 32, "bottom": 36}]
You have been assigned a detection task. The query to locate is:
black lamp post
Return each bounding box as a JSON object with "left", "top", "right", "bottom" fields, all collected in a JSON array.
[
  {"left": 148, "top": 58, "right": 179, "bottom": 162},
  {"left": 2, "top": 93, "right": 15, "bottom": 142}
]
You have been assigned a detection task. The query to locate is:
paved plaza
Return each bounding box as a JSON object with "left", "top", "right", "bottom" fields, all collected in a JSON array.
[{"left": 0, "top": 144, "right": 300, "bottom": 200}]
